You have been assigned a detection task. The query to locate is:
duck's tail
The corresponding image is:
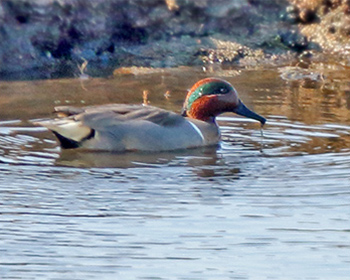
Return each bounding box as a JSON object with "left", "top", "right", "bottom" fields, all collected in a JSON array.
[{"left": 34, "top": 119, "right": 94, "bottom": 149}]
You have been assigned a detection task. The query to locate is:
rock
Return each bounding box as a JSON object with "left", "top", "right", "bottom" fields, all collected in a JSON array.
[
  {"left": 288, "top": 0, "right": 350, "bottom": 56},
  {"left": 0, "top": 0, "right": 349, "bottom": 80},
  {"left": 279, "top": 30, "right": 309, "bottom": 53}
]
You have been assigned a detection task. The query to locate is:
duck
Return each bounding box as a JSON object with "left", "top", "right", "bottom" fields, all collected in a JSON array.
[{"left": 35, "top": 77, "right": 266, "bottom": 151}]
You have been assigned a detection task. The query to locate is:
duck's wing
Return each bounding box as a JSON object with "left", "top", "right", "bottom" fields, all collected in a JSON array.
[
  {"left": 55, "top": 104, "right": 184, "bottom": 127},
  {"left": 53, "top": 104, "right": 142, "bottom": 117},
  {"left": 35, "top": 104, "right": 186, "bottom": 149}
]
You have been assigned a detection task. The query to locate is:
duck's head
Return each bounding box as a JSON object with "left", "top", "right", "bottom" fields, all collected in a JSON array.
[{"left": 182, "top": 77, "right": 266, "bottom": 125}]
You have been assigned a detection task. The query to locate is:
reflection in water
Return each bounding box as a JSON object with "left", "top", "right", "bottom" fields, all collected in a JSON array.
[
  {"left": 57, "top": 146, "right": 221, "bottom": 169},
  {"left": 1, "top": 67, "right": 350, "bottom": 280}
]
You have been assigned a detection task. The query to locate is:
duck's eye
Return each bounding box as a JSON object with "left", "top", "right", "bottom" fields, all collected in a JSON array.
[{"left": 218, "top": 87, "right": 229, "bottom": 94}]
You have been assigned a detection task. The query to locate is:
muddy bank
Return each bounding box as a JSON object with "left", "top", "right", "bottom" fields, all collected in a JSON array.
[
  {"left": 0, "top": 0, "right": 349, "bottom": 80},
  {"left": 284, "top": 0, "right": 350, "bottom": 66}
]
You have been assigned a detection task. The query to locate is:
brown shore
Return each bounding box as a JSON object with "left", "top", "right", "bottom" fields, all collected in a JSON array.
[{"left": 0, "top": 0, "right": 349, "bottom": 80}]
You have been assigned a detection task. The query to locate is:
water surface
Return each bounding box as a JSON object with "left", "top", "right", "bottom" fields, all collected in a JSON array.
[{"left": 1, "top": 66, "right": 350, "bottom": 279}]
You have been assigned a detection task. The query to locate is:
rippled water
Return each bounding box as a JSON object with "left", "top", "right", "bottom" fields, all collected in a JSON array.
[{"left": 1, "top": 66, "right": 350, "bottom": 279}]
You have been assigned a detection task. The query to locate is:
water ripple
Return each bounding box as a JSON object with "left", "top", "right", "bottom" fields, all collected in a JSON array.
[{"left": 1, "top": 70, "right": 350, "bottom": 280}]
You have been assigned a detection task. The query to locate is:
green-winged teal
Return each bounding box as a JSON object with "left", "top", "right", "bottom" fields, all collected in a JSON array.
[{"left": 36, "top": 78, "right": 266, "bottom": 151}]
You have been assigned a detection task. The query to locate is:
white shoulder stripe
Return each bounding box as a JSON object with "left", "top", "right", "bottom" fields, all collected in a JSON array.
[{"left": 188, "top": 121, "right": 205, "bottom": 143}]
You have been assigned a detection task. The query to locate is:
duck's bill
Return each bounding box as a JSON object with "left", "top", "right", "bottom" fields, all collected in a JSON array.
[{"left": 233, "top": 100, "right": 266, "bottom": 125}]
